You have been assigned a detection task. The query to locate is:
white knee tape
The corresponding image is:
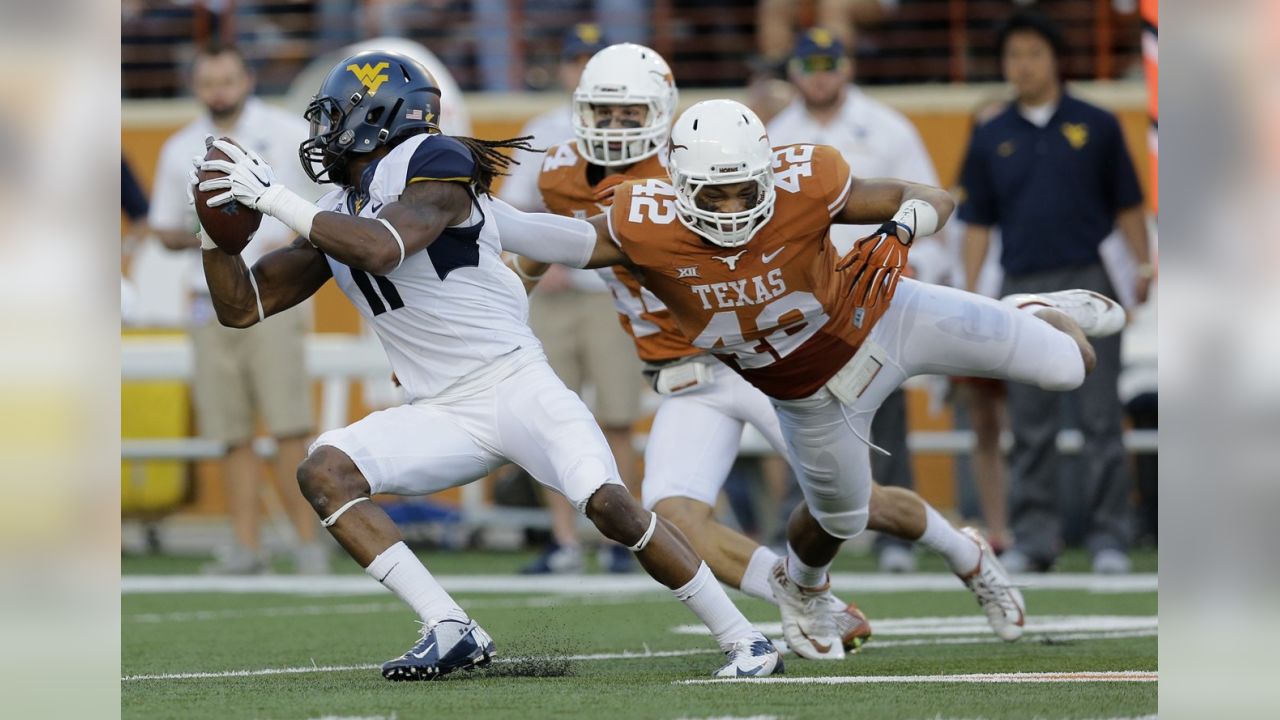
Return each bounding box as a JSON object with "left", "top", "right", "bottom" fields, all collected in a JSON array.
[
  {"left": 628, "top": 512, "right": 659, "bottom": 553},
  {"left": 320, "top": 496, "right": 369, "bottom": 528}
]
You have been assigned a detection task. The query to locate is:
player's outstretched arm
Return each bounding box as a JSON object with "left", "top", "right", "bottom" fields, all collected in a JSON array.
[
  {"left": 488, "top": 197, "right": 628, "bottom": 269},
  {"left": 836, "top": 177, "right": 956, "bottom": 232},
  {"left": 832, "top": 179, "right": 956, "bottom": 312},
  {"left": 203, "top": 237, "right": 333, "bottom": 328}
]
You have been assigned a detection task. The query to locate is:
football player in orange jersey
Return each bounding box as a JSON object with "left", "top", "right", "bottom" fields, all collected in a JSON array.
[
  {"left": 494, "top": 98, "right": 1125, "bottom": 660},
  {"left": 505, "top": 47, "right": 1056, "bottom": 656}
]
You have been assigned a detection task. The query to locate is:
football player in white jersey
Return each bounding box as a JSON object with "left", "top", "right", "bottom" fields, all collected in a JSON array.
[{"left": 192, "top": 50, "right": 781, "bottom": 680}]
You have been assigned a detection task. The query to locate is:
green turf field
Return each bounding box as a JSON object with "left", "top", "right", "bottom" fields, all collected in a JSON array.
[{"left": 122, "top": 549, "right": 1157, "bottom": 719}]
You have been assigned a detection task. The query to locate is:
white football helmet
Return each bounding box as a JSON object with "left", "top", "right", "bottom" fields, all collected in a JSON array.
[
  {"left": 667, "top": 100, "right": 776, "bottom": 248},
  {"left": 572, "top": 43, "right": 678, "bottom": 167}
]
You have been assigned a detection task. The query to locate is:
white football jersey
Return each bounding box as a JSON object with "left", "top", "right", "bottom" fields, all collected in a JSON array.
[{"left": 317, "top": 134, "right": 541, "bottom": 402}]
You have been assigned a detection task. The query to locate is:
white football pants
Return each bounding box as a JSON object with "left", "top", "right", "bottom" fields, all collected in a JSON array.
[
  {"left": 771, "top": 278, "right": 1086, "bottom": 539},
  {"left": 641, "top": 360, "right": 789, "bottom": 510},
  {"left": 311, "top": 356, "right": 623, "bottom": 511}
]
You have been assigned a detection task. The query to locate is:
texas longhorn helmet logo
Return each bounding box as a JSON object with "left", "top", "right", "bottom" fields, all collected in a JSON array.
[{"left": 346, "top": 61, "right": 391, "bottom": 95}]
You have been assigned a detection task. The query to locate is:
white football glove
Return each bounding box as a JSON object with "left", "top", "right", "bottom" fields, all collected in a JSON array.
[
  {"left": 185, "top": 154, "right": 203, "bottom": 206},
  {"left": 195, "top": 136, "right": 321, "bottom": 239},
  {"left": 198, "top": 138, "right": 281, "bottom": 211}
]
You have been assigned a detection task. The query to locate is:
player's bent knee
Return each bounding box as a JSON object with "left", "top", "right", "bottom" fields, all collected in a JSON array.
[
  {"left": 814, "top": 507, "right": 869, "bottom": 539},
  {"left": 296, "top": 445, "right": 369, "bottom": 516},
  {"left": 1038, "top": 353, "right": 1086, "bottom": 392},
  {"left": 584, "top": 484, "right": 647, "bottom": 545}
]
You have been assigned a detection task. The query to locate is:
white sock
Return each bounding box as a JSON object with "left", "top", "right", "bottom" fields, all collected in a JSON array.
[
  {"left": 739, "top": 546, "right": 779, "bottom": 603},
  {"left": 365, "top": 542, "right": 467, "bottom": 626},
  {"left": 786, "top": 543, "right": 830, "bottom": 588},
  {"left": 918, "top": 506, "right": 981, "bottom": 574},
  {"left": 673, "top": 562, "right": 756, "bottom": 649}
]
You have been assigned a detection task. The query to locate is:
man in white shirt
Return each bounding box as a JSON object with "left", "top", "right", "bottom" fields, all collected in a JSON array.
[
  {"left": 149, "top": 44, "right": 324, "bottom": 575},
  {"left": 768, "top": 28, "right": 948, "bottom": 573},
  {"left": 500, "top": 25, "right": 646, "bottom": 575}
]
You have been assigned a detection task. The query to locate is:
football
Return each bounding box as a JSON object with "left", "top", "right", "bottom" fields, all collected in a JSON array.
[{"left": 195, "top": 137, "right": 262, "bottom": 255}]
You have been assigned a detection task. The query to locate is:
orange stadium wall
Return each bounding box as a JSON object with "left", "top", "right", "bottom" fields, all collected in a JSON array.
[{"left": 122, "top": 83, "right": 1150, "bottom": 517}]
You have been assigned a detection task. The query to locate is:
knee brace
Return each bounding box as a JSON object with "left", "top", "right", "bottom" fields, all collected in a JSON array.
[{"left": 812, "top": 506, "right": 870, "bottom": 540}]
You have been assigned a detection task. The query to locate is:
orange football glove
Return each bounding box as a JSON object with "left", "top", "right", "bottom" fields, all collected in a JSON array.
[
  {"left": 836, "top": 221, "right": 912, "bottom": 314},
  {"left": 592, "top": 175, "right": 631, "bottom": 207}
]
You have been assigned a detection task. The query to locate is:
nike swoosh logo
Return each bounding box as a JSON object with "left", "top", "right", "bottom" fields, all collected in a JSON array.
[
  {"left": 737, "top": 665, "right": 765, "bottom": 677},
  {"left": 410, "top": 642, "right": 436, "bottom": 659},
  {"left": 800, "top": 631, "right": 832, "bottom": 654},
  {"left": 762, "top": 246, "right": 785, "bottom": 263},
  {"left": 369, "top": 202, "right": 384, "bottom": 215}
]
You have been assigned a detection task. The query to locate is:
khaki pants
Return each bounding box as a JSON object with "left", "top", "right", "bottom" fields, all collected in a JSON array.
[
  {"left": 191, "top": 303, "right": 313, "bottom": 445},
  {"left": 529, "top": 290, "right": 644, "bottom": 427}
]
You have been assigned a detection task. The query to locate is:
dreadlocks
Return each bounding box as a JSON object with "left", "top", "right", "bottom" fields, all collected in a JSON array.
[{"left": 453, "top": 135, "right": 541, "bottom": 196}]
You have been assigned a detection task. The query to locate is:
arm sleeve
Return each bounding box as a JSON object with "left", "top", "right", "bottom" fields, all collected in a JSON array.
[
  {"left": 490, "top": 197, "right": 597, "bottom": 268},
  {"left": 121, "top": 157, "right": 149, "bottom": 221},
  {"left": 405, "top": 135, "right": 476, "bottom": 185},
  {"left": 1103, "top": 114, "right": 1144, "bottom": 213},
  {"left": 956, "top": 133, "right": 997, "bottom": 226}
]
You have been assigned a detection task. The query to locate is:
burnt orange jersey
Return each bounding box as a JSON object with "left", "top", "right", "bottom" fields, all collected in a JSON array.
[
  {"left": 537, "top": 142, "right": 698, "bottom": 363},
  {"left": 607, "top": 143, "right": 887, "bottom": 400}
]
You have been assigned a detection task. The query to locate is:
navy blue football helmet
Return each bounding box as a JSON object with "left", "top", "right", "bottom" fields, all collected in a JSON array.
[{"left": 299, "top": 49, "right": 442, "bottom": 184}]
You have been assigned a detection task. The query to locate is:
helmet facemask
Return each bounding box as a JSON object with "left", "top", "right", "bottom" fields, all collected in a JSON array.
[
  {"left": 301, "top": 93, "right": 408, "bottom": 185},
  {"left": 572, "top": 94, "right": 670, "bottom": 167},
  {"left": 671, "top": 162, "right": 777, "bottom": 248}
]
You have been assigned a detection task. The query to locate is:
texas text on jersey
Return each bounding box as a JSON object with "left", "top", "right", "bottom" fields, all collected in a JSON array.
[
  {"left": 537, "top": 141, "right": 696, "bottom": 364},
  {"left": 316, "top": 132, "right": 539, "bottom": 401},
  {"left": 607, "top": 143, "right": 876, "bottom": 400}
]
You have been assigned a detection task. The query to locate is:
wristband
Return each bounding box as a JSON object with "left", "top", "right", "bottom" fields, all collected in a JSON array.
[
  {"left": 258, "top": 185, "right": 321, "bottom": 240},
  {"left": 892, "top": 199, "right": 939, "bottom": 242},
  {"left": 199, "top": 227, "right": 217, "bottom": 251}
]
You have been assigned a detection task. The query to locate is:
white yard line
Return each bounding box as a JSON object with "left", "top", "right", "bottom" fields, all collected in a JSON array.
[
  {"left": 672, "top": 615, "right": 1158, "bottom": 638},
  {"left": 121, "top": 572, "right": 1156, "bottom": 596},
  {"left": 675, "top": 671, "right": 1158, "bottom": 686},
  {"left": 121, "top": 647, "right": 713, "bottom": 682},
  {"left": 121, "top": 631, "right": 1156, "bottom": 683},
  {"left": 127, "top": 593, "right": 664, "bottom": 624}
]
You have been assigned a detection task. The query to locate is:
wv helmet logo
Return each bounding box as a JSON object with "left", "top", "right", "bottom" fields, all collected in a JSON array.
[
  {"left": 347, "top": 62, "right": 391, "bottom": 95},
  {"left": 712, "top": 249, "right": 748, "bottom": 271}
]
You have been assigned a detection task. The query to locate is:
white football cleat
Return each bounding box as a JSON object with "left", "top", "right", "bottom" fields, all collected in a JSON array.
[
  {"left": 768, "top": 558, "right": 846, "bottom": 660},
  {"left": 957, "top": 527, "right": 1026, "bottom": 642},
  {"left": 712, "top": 632, "right": 784, "bottom": 678},
  {"left": 1001, "top": 289, "right": 1125, "bottom": 337},
  {"left": 829, "top": 596, "right": 873, "bottom": 652}
]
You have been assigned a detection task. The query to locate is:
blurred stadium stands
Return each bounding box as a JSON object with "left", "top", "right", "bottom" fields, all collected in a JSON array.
[
  {"left": 120, "top": 0, "right": 1155, "bottom": 548},
  {"left": 122, "top": 0, "right": 1143, "bottom": 97}
]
